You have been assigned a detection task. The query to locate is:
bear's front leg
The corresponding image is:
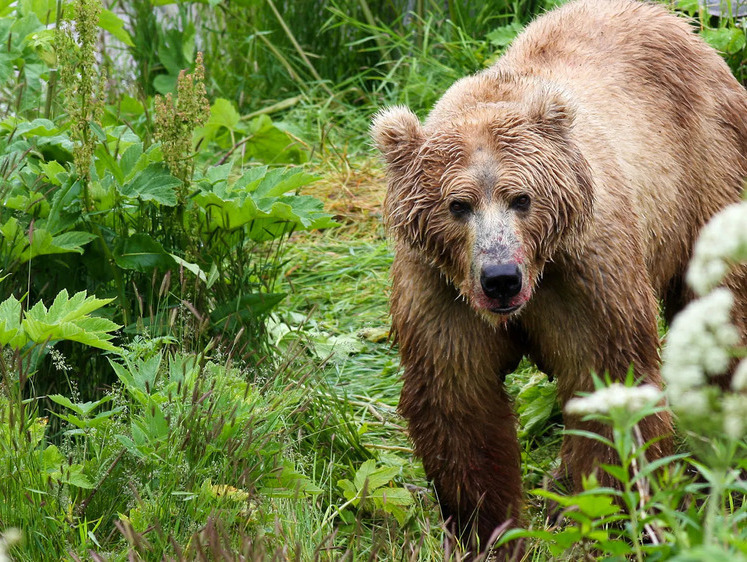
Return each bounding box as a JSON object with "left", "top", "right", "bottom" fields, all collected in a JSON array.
[{"left": 391, "top": 248, "right": 525, "bottom": 555}]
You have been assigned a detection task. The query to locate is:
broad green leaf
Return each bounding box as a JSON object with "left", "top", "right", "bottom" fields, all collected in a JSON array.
[
  {"left": 109, "top": 360, "right": 150, "bottom": 406},
  {"left": 145, "top": 404, "right": 169, "bottom": 440},
  {"left": 55, "top": 407, "right": 123, "bottom": 430},
  {"left": 22, "top": 290, "right": 120, "bottom": 351},
  {"left": 249, "top": 196, "right": 337, "bottom": 238},
  {"left": 47, "top": 394, "right": 84, "bottom": 415},
  {"left": 28, "top": 27, "right": 56, "bottom": 65},
  {"left": 568, "top": 494, "right": 620, "bottom": 519},
  {"left": 194, "top": 165, "right": 335, "bottom": 238},
  {"left": 19, "top": 0, "right": 56, "bottom": 24},
  {"left": 41, "top": 444, "right": 64, "bottom": 468},
  {"left": 118, "top": 95, "right": 145, "bottom": 117},
  {"left": 196, "top": 99, "right": 241, "bottom": 147},
  {"left": 15, "top": 118, "right": 57, "bottom": 137},
  {"left": 46, "top": 180, "right": 83, "bottom": 235},
  {"left": 44, "top": 289, "right": 112, "bottom": 323},
  {"left": 114, "top": 234, "right": 175, "bottom": 273},
  {"left": 120, "top": 143, "right": 144, "bottom": 178},
  {"left": 517, "top": 373, "right": 558, "bottom": 436},
  {"left": 48, "top": 394, "right": 113, "bottom": 417},
  {"left": 194, "top": 191, "right": 258, "bottom": 230},
  {"left": 39, "top": 160, "right": 66, "bottom": 186},
  {"left": 48, "top": 231, "right": 97, "bottom": 254},
  {"left": 89, "top": 121, "right": 107, "bottom": 142},
  {"left": 0, "top": 53, "right": 14, "bottom": 84},
  {"left": 51, "top": 463, "right": 94, "bottom": 489},
  {"left": 110, "top": 354, "right": 162, "bottom": 400},
  {"left": 232, "top": 165, "right": 267, "bottom": 191},
  {"left": 0, "top": 217, "right": 27, "bottom": 262},
  {"left": 370, "top": 487, "right": 412, "bottom": 507},
  {"left": 0, "top": 295, "right": 27, "bottom": 349},
  {"left": 99, "top": 9, "right": 134, "bottom": 47},
  {"left": 119, "top": 163, "right": 180, "bottom": 206},
  {"left": 352, "top": 459, "right": 377, "bottom": 491},
  {"left": 9, "top": 14, "right": 43, "bottom": 55},
  {"left": 205, "top": 163, "right": 233, "bottom": 185},
  {"left": 20, "top": 228, "right": 53, "bottom": 261},
  {"left": 338, "top": 479, "right": 358, "bottom": 502},
  {"left": 19, "top": 228, "right": 96, "bottom": 262},
  {"left": 244, "top": 115, "right": 308, "bottom": 164},
  {"left": 701, "top": 27, "right": 746, "bottom": 55},
  {"left": 153, "top": 73, "right": 178, "bottom": 95},
  {"left": 600, "top": 463, "right": 627, "bottom": 483},
  {"left": 353, "top": 459, "right": 400, "bottom": 492},
  {"left": 371, "top": 488, "right": 411, "bottom": 524},
  {"left": 251, "top": 167, "right": 319, "bottom": 198},
  {"left": 207, "top": 98, "right": 240, "bottom": 131},
  {"left": 599, "top": 539, "right": 633, "bottom": 555}
]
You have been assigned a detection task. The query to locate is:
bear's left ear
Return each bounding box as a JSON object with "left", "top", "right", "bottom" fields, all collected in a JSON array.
[
  {"left": 528, "top": 86, "right": 576, "bottom": 136},
  {"left": 371, "top": 106, "right": 424, "bottom": 166}
]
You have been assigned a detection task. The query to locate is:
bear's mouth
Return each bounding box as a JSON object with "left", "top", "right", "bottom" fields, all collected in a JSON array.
[{"left": 488, "top": 304, "right": 522, "bottom": 315}]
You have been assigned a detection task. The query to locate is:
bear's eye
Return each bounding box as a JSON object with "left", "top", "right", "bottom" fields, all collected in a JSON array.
[
  {"left": 510, "top": 194, "right": 531, "bottom": 212},
  {"left": 449, "top": 200, "right": 473, "bottom": 217}
]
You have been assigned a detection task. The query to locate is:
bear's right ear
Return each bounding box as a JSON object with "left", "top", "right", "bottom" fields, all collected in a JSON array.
[
  {"left": 527, "top": 86, "right": 576, "bottom": 138},
  {"left": 371, "top": 106, "right": 423, "bottom": 166}
]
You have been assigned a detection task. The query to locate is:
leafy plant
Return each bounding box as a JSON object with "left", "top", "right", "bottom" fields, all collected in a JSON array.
[
  {"left": 336, "top": 459, "right": 413, "bottom": 525},
  {"left": 0, "top": 290, "right": 120, "bottom": 353},
  {"left": 0, "top": 0, "right": 337, "bottom": 393}
]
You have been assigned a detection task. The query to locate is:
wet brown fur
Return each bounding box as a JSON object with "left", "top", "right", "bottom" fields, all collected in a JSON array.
[{"left": 372, "top": 0, "right": 747, "bottom": 556}]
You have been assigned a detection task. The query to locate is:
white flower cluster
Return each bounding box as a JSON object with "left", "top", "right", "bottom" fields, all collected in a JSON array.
[
  {"left": 722, "top": 394, "right": 747, "bottom": 440},
  {"left": 661, "top": 288, "right": 739, "bottom": 395},
  {"left": 565, "top": 383, "right": 662, "bottom": 416},
  {"left": 661, "top": 200, "right": 747, "bottom": 440},
  {"left": 686, "top": 201, "right": 747, "bottom": 296},
  {"left": 0, "top": 528, "right": 21, "bottom": 562},
  {"left": 732, "top": 359, "right": 747, "bottom": 392}
]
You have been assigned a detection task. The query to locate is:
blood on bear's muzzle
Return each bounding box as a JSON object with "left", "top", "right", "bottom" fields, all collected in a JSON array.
[{"left": 480, "top": 263, "right": 523, "bottom": 301}]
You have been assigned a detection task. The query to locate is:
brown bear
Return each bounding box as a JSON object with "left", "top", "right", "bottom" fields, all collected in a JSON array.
[{"left": 372, "top": 0, "right": 747, "bottom": 555}]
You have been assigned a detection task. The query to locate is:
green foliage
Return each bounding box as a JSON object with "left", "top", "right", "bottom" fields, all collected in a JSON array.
[
  {"left": 497, "top": 372, "right": 747, "bottom": 561},
  {"left": 0, "top": 340, "right": 343, "bottom": 559},
  {"left": 337, "top": 459, "right": 413, "bottom": 525},
  {"left": 0, "top": 1, "right": 336, "bottom": 386},
  {"left": 0, "top": 290, "right": 120, "bottom": 352},
  {"left": 676, "top": 0, "right": 747, "bottom": 83},
  {"left": 515, "top": 370, "right": 560, "bottom": 438}
]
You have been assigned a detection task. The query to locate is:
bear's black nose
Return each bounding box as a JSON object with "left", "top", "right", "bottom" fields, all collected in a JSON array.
[{"left": 480, "top": 264, "right": 522, "bottom": 300}]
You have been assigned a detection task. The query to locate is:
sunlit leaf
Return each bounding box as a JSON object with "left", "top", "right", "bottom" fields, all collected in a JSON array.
[{"left": 98, "top": 9, "right": 134, "bottom": 47}]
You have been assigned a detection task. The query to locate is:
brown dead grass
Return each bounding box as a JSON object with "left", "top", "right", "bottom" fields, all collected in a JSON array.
[{"left": 304, "top": 159, "right": 387, "bottom": 238}]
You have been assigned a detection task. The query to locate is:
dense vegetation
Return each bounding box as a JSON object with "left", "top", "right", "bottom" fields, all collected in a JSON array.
[{"left": 0, "top": 0, "right": 745, "bottom": 559}]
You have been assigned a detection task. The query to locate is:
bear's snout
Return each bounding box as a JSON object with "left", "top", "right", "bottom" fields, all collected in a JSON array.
[{"left": 480, "top": 263, "right": 523, "bottom": 302}]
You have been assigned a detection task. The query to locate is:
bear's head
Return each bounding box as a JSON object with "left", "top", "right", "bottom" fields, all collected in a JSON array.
[{"left": 372, "top": 82, "right": 594, "bottom": 322}]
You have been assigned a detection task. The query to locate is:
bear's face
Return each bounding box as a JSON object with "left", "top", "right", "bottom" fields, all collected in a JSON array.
[{"left": 373, "top": 89, "right": 593, "bottom": 322}]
